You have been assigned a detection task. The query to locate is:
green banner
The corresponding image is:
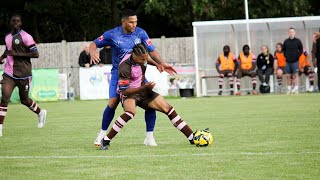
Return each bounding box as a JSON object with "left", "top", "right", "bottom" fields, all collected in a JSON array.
[
  {"left": 30, "top": 69, "right": 59, "bottom": 101},
  {"left": 0, "top": 69, "right": 59, "bottom": 103}
]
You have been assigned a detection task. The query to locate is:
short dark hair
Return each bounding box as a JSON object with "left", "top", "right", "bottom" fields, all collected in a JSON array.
[
  {"left": 243, "top": 44, "right": 250, "bottom": 51},
  {"left": 133, "top": 43, "right": 148, "bottom": 56},
  {"left": 11, "top": 13, "right": 21, "bottom": 19},
  {"left": 121, "top": 9, "right": 137, "bottom": 19},
  {"left": 276, "top": 42, "right": 283, "bottom": 47},
  {"left": 289, "top": 27, "right": 295, "bottom": 30},
  {"left": 223, "top": 45, "right": 230, "bottom": 50}
]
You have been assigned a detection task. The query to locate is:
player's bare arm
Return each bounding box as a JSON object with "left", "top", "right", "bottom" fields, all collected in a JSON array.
[
  {"left": 89, "top": 42, "right": 100, "bottom": 64},
  {"left": 122, "top": 82, "right": 155, "bottom": 96},
  {"left": 149, "top": 50, "right": 177, "bottom": 75}
]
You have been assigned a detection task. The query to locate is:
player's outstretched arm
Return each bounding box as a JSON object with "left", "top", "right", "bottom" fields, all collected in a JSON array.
[
  {"left": 149, "top": 50, "right": 177, "bottom": 75},
  {"left": 89, "top": 42, "right": 100, "bottom": 65}
]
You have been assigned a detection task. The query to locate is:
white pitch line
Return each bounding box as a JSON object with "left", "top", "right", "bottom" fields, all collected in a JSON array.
[{"left": 0, "top": 152, "right": 320, "bottom": 159}]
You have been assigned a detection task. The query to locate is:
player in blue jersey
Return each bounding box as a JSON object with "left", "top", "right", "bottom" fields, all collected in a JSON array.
[{"left": 89, "top": 9, "right": 176, "bottom": 146}]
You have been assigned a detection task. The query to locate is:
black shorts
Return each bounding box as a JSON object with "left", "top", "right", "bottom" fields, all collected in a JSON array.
[
  {"left": 299, "top": 66, "right": 312, "bottom": 76},
  {"left": 1, "top": 73, "right": 31, "bottom": 92},
  {"left": 122, "top": 91, "right": 159, "bottom": 109},
  {"left": 219, "top": 70, "right": 234, "bottom": 77},
  {"left": 236, "top": 69, "right": 256, "bottom": 78}
]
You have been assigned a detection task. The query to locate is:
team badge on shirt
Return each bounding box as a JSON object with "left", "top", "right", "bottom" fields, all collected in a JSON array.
[
  {"left": 134, "top": 38, "right": 141, "bottom": 45},
  {"left": 146, "top": 39, "right": 152, "bottom": 46},
  {"left": 98, "top": 36, "right": 104, "bottom": 41},
  {"left": 14, "top": 39, "right": 20, "bottom": 44}
]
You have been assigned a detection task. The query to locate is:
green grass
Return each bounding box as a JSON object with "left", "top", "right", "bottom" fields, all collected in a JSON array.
[{"left": 0, "top": 94, "right": 320, "bottom": 179}]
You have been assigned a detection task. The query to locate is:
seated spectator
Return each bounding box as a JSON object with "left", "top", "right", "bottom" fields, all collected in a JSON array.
[
  {"left": 99, "top": 46, "right": 112, "bottom": 65},
  {"left": 298, "top": 49, "right": 314, "bottom": 92},
  {"left": 274, "top": 43, "right": 286, "bottom": 89},
  {"left": 215, "top": 45, "right": 237, "bottom": 95},
  {"left": 236, "top": 45, "right": 257, "bottom": 95},
  {"left": 257, "top": 45, "right": 274, "bottom": 87},
  {"left": 79, "top": 44, "right": 92, "bottom": 68}
]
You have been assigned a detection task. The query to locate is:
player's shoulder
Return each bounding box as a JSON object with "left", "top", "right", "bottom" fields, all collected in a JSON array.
[
  {"left": 134, "top": 27, "right": 148, "bottom": 35},
  {"left": 103, "top": 26, "right": 122, "bottom": 36},
  {"left": 20, "top": 30, "right": 33, "bottom": 38}
]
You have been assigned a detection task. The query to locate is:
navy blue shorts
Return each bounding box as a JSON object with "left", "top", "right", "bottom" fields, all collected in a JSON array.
[
  {"left": 109, "top": 74, "right": 119, "bottom": 99},
  {"left": 285, "top": 61, "right": 299, "bottom": 74}
]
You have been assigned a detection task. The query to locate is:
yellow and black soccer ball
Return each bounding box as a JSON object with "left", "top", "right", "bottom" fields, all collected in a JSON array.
[{"left": 193, "top": 129, "right": 213, "bottom": 147}]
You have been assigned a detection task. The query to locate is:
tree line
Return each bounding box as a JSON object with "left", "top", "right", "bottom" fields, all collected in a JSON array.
[{"left": 0, "top": 0, "right": 319, "bottom": 44}]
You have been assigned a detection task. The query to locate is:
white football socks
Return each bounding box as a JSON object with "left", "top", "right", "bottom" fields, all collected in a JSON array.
[{"left": 146, "top": 131, "right": 154, "bottom": 138}]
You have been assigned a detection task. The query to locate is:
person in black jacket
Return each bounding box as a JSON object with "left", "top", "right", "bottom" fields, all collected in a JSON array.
[
  {"left": 78, "top": 44, "right": 92, "bottom": 68},
  {"left": 283, "top": 27, "right": 303, "bottom": 94},
  {"left": 312, "top": 31, "right": 320, "bottom": 92},
  {"left": 257, "top": 45, "right": 274, "bottom": 87},
  {"left": 99, "top": 46, "right": 112, "bottom": 65}
]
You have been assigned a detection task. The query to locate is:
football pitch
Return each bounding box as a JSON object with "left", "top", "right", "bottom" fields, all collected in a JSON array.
[{"left": 0, "top": 94, "right": 319, "bottom": 179}]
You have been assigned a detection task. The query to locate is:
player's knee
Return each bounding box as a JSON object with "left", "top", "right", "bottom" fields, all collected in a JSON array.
[
  {"left": 108, "top": 98, "right": 120, "bottom": 109},
  {"left": 1, "top": 96, "right": 10, "bottom": 105}
]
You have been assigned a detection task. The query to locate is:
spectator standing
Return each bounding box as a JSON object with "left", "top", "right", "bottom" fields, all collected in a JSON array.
[
  {"left": 283, "top": 27, "right": 303, "bottom": 94},
  {"left": 99, "top": 46, "right": 112, "bottom": 65}
]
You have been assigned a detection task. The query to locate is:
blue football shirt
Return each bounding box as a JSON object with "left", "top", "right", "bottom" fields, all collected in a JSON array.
[{"left": 94, "top": 26, "right": 155, "bottom": 75}]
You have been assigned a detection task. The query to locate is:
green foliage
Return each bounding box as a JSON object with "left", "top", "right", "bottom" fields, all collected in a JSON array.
[{"left": 0, "top": 0, "right": 318, "bottom": 43}]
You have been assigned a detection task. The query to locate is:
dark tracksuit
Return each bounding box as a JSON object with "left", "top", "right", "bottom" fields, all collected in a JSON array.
[{"left": 256, "top": 53, "right": 274, "bottom": 84}]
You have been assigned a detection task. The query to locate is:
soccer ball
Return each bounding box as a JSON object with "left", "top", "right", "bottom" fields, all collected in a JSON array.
[{"left": 193, "top": 129, "right": 213, "bottom": 147}]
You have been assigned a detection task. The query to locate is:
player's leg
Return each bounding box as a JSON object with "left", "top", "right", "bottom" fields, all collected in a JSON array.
[
  {"left": 0, "top": 75, "right": 16, "bottom": 137},
  {"left": 218, "top": 72, "right": 225, "bottom": 95},
  {"left": 146, "top": 95, "right": 194, "bottom": 144},
  {"left": 236, "top": 70, "right": 242, "bottom": 95},
  {"left": 291, "top": 62, "right": 300, "bottom": 94},
  {"left": 18, "top": 78, "right": 47, "bottom": 128},
  {"left": 285, "top": 63, "right": 293, "bottom": 94},
  {"left": 227, "top": 72, "right": 234, "bottom": 95},
  {"left": 94, "top": 75, "right": 120, "bottom": 146},
  {"left": 317, "top": 64, "right": 320, "bottom": 91},
  {"left": 101, "top": 98, "right": 136, "bottom": 150},
  {"left": 256, "top": 69, "right": 265, "bottom": 85},
  {"left": 250, "top": 71, "right": 257, "bottom": 94},
  {"left": 143, "top": 78, "right": 157, "bottom": 146},
  {"left": 306, "top": 67, "right": 314, "bottom": 92},
  {"left": 144, "top": 108, "right": 157, "bottom": 146},
  {"left": 265, "top": 68, "right": 273, "bottom": 85},
  {"left": 276, "top": 68, "right": 284, "bottom": 87}
]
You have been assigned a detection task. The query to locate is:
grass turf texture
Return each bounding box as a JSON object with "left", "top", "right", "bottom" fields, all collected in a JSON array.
[{"left": 0, "top": 94, "right": 319, "bottom": 179}]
